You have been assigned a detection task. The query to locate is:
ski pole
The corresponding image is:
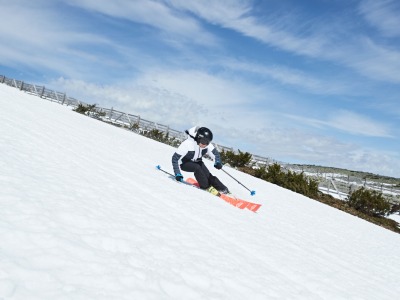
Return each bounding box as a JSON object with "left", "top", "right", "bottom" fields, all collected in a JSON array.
[
  {"left": 156, "top": 165, "right": 174, "bottom": 177},
  {"left": 222, "top": 168, "right": 256, "bottom": 196}
]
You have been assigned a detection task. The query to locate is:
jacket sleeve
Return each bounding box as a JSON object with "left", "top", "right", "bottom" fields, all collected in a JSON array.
[
  {"left": 172, "top": 152, "right": 182, "bottom": 175},
  {"left": 172, "top": 140, "right": 190, "bottom": 175},
  {"left": 208, "top": 144, "right": 221, "bottom": 163},
  {"left": 212, "top": 148, "right": 221, "bottom": 163}
]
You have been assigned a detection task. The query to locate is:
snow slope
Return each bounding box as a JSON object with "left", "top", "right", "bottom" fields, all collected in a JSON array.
[{"left": 1, "top": 83, "right": 400, "bottom": 300}]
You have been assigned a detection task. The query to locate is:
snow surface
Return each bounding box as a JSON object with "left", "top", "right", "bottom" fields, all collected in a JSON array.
[{"left": 1, "top": 83, "right": 400, "bottom": 300}]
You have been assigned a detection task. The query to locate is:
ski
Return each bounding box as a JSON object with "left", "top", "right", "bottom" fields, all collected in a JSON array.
[
  {"left": 186, "top": 178, "right": 262, "bottom": 213},
  {"left": 156, "top": 165, "right": 262, "bottom": 212}
]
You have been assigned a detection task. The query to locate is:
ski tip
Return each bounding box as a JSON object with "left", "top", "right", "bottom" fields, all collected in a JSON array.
[
  {"left": 156, "top": 165, "right": 161, "bottom": 170},
  {"left": 250, "top": 190, "right": 256, "bottom": 196}
]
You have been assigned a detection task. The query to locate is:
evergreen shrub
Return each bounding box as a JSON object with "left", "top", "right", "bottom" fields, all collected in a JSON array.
[
  {"left": 254, "top": 163, "right": 319, "bottom": 198},
  {"left": 220, "top": 149, "right": 253, "bottom": 168},
  {"left": 348, "top": 187, "right": 391, "bottom": 217}
]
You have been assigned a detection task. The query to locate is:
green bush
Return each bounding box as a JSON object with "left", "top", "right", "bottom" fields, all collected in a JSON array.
[
  {"left": 73, "top": 104, "right": 92, "bottom": 114},
  {"left": 348, "top": 187, "right": 391, "bottom": 217},
  {"left": 143, "top": 129, "right": 165, "bottom": 142},
  {"left": 143, "top": 129, "right": 180, "bottom": 147},
  {"left": 73, "top": 104, "right": 105, "bottom": 119},
  {"left": 254, "top": 163, "right": 319, "bottom": 198},
  {"left": 390, "top": 203, "right": 400, "bottom": 215},
  {"left": 220, "top": 149, "right": 253, "bottom": 168},
  {"left": 73, "top": 104, "right": 97, "bottom": 114},
  {"left": 130, "top": 123, "right": 140, "bottom": 131}
]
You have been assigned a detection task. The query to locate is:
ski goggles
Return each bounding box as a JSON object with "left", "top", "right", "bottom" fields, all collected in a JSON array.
[{"left": 198, "top": 137, "right": 211, "bottom": 145}]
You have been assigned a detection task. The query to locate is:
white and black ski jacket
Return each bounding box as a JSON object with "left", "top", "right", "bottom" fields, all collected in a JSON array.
[{"left": 172, "top": 126, "right": 222, "bottom": 175}]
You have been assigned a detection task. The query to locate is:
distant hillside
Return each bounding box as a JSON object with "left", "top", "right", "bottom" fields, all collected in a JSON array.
[{"left": 291, "top": 164, "right": 400, "bottom": 186}]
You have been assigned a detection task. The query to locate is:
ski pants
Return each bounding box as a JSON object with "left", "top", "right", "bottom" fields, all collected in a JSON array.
[{"left": 181, "top": 161, "right": 227, "bottom": 191}]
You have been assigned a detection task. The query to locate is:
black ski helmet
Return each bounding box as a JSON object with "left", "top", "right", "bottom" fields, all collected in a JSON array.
[{"left": 195, "top": 127, "right": 213, "bottom": 145}]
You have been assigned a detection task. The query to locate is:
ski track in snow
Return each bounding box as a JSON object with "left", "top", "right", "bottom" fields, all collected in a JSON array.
[{"left": 1, "top": 84, "right": 400, "bottom": 299}]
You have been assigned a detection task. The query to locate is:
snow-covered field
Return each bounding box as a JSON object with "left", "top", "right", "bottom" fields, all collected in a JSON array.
[{"left": 1, "top": 83, "right": 400, "bottom": 299}]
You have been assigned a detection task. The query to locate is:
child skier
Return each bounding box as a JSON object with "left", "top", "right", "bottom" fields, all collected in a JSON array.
[{"left": 172, "top": 126, "right": 230, "bottom": 195}]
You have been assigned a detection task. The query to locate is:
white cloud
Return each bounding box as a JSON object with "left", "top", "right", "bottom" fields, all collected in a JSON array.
[
  {"left": 50, "top": 67, "right": 279, "bottom": 132},
  {"left": 346, "top": 149, "right": 400, "bottom": 176},
  {"left": 136, "top": 69, "right": 258, "bottom": 106},
  {"left": 0, "top": 1, "right": 118, "bottom": 79},
  {"left": 168, "top": 1, "right": 400, "bottom": 84},
  {"left": 50, "top": 77, "right": 206, "bottom": 128},
  {"left": 343, "top": 37, "right": 400, "bottom": 84},
  {"left": 64, "top": 0, "right": 219, "bottom": 47},
  {"left": 170, "top": 0, "right": 329, "bottom": 57},
  {"left": 243, "top": 126, "right": 400, "bottom": 177},
  {"left": 286, "top": 110, "right": 393, "bottom": 138},
  {"left": 359, "top": 0, "right": 400, "bottom": 37},
  {"left": 329, "top": 110, "right": 393, "bottom": 138},
  {"left": 219, "top": 59, "right": 355, "bottom": 95}
]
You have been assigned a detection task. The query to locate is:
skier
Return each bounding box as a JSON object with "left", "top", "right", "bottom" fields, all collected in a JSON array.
[{"left": 172, "top": 126, "right": 230, "bottom": 195}]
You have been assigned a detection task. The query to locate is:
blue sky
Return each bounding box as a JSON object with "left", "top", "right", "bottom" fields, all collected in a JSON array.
[{"left": 1, "top": 0, "right": 399, "bottom": 177}]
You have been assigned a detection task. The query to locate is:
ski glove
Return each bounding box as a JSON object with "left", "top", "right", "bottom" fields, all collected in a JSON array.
[
  {"left": 175, "top": 173, "right": 184, "bottom": 182},
  {"left": 214, "top": 162, "right": 223, "bottom": 170}
]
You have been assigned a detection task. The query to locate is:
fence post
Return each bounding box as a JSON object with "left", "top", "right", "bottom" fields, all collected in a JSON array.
[
  {"left": 109, "top": 107, "right": 114, "bottom": 122},
  {"left": 61, "top": 93, "right": 66, "bottom": 105},
  {"left": 54, "top": 91, "right": 60, "bottom": 103},
  {"left": 330, "top": 179, "right": 340, "bottom": 197},
  {"left": 20, "top": 81, "right": 24, "bottom": 91},
  {"left": 125, "top": 114, "right": 132, "bottom": 127},
  {"left": 40, "top": 86, "right": 45, "bottom": 98}
]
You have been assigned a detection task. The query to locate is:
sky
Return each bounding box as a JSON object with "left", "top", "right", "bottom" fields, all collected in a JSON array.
[
  {"left": 0, "top": 0, "right": 400, "bottom": 177},
  {"left": 1, "top": 83, "right": 400, "bottom": 299}
]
